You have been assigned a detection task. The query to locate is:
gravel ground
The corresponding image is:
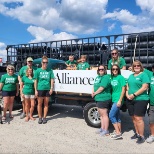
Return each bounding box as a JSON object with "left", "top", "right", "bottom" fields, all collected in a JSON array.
[{"left": 0, "top": 104, "right": 154, "bottom": 154}]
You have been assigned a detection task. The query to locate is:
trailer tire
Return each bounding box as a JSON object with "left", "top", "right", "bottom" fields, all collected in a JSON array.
[{"left": 83, "top": 102, "right": 101, "bottom": 128}]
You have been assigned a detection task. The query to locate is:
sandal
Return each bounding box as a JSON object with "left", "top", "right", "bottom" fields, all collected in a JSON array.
[
  {"left": 9, "top": 115, "right": 14, "bottom": 119},
  {"left": 30, "top": 117, "right": 36, "bottom": 121},
  {"left": 25, "top": 117, "right": 29, "bottom": 122},
  {"left": 2, "top": 116, "right": 6, "bottom": 120}
]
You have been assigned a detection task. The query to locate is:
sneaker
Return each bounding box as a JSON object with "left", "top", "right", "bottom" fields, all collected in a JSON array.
[
  {"left": 110, "top": 130, "right": 116, "bottom": 136},
  {"left": 20, "top": 113, "right": 26, "bottom": 119},
  {"left": 136, "top": 136, "right": 145, "bottom": 144},
  {"left": 42, "top": 118, "right": 47, "bottom": 124},
  {"left": 111, "top": 133, "right": 123, "bottom": 140},
  {"left": 38, "top": 118, "right": 43, "bottom": 124},
  {"left": 100, "top": 130, "right": 109, "bottom": 136},
  {"left": 95, "top": 128, "right": 103, "bottom": 134},
  {"left": 131, "top": 133, "right": 140, "bottom": 140},
  {"left": 146, "top": 135, "right": 154, "bottom": 143}
]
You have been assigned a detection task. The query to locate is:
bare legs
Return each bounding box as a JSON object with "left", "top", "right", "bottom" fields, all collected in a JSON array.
[
  {"left": 37, "top": 97, "right": 49, "bottom": 118},
  {"left": 25, "top": 98, "right": 35, "bottom": 122}
]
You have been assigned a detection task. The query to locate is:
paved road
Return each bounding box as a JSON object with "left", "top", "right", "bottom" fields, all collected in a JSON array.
[{"left": 0, "top": 104, "right": 154, "bottom": 153}]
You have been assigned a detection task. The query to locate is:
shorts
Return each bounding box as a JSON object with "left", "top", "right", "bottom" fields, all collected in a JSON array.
[
  {"left": 38, "top": 90, "right": 51, "bottom": 97},
  {"left": 126, "top": 99, "right": 149, "bottom": 116},
  {"left": 148, "top": 105, "right": 154, "bottom": 124},
  {"left": 24, "top": 95, "right": 35, "bottom": 99},
  {"left": 96, "top": 100, "right": 111, "bottom": 109},
  {"left": 2, "top": 90, "right": 16, "bottom": 97}
]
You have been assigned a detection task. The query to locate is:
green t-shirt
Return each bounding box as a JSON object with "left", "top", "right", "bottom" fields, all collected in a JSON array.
[
  {"left": 144, "top": 69, "right": 154, "bottom": 105},
  {"left": 0, "top": 73, "right": 18, "bottom": 91},
  {"left": 108, "top": 57, "right": 126, "bottom": 69},
  {"left": 19, "top": 65, "right": 37, "bottom": 78},
  {"left": 35, "top": 68, "right": 54, "bottom": 90},
  {"left": 77, "top": 62, "right": 90, "bottom": 70},
  {"left": 22, "top": 76, "right": 35, "bottom": 95},
  {"left": 111, "top": 75, "right": 126, "bottom": 103},
  {"left": 127, "top": 72, "right": 150, "bottom": 100},
  {"left": 66, "top": 60, "right": 77, "bottom": 65},
  {"left": 94, "top": 75, "right": 111, "bottom": 101}
]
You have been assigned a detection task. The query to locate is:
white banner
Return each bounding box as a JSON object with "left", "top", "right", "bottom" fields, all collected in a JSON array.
[{"left": 53, "top": 70, "right": 133, "bottom": 94}]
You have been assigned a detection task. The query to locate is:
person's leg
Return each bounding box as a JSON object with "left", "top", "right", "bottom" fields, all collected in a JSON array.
[
  {"left": 109, "top": 103, "right": 121, "bottom": 135},
  {"left": 134, "top": 115, "right": 144, "bottom": 137},
  {"left": 43, "top": 97, "right": 50, "bottom": 118},
  {"left": 132, "top": 116, "right": 139, "bottom": 134},
  {"left": 30, "top": 98, "right": 35, "bottom": 120},
  {"left": 116, "top": 108, "right": 121, "bottom": 133},
  {"left": 3, "top": 97, "right": 9, "bottom": 118},
  {"left": 37, "top": 97, "right": 43, "bottom": 118},
  {"left": 20, "top": 97, "right": 26, "bottom": 119},
  {"left": 8, "top": 96, "right": 15, "bottom": 117},
  {"left": 150, "top": 124, "right": 154, "bottom": 136},
  {"left": 25, "top": 98, "right": 30, "bottom": 122},
  {"left": 99, "top": 108, "right": 109, "bottom": 131}
]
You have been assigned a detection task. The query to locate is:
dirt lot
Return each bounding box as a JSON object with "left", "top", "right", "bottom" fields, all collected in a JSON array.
[{"left": 0, "top": 104, "right": 154, "bottom": 154}]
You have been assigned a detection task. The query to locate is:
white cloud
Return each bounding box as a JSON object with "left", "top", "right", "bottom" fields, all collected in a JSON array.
[
  {"left": 0, "top": 42, "right": 7, "bottom": 62},
  {"left": 108, "top": 23, "right": 115, "bottom": 31},
  {"left": 0, "top": 0, "right": 108, "bottom": 35},
  {"left": 27, "top": 26, "right": 77, "bottom": 43}
]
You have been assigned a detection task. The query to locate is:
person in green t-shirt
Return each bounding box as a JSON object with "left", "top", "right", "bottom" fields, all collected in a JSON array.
[
  {"left": 92, "top": 65, "right": 111, "bottom": 136},
  {"left": 65, "top": 55, "right": 77, "bottom": 70},
  {"left": 108, "top": 49, "right": 126, "bottom": 70},
  {"left": 0, "top": 65, "right": 19, "bottom": 120},
  {"left": 20, "top": 68, "right": 36, "bottom": 122},
  {"left": 126, "top": 60, "right": 150, "bottom": 144},
  {"left": 34, "top": 56, "right": 54, "bottom": 124},
  {"left": 77, "top": 55, "right": 90, "bottom": 70},
  {"left": 143, "top": 67, "right": 154, "bottom": 143},
  {"left": 18, "top": 57, "right": 37, "bottom": 119},
  {"left": 109, "top": 64, "right": 126, "bottom": 140}
]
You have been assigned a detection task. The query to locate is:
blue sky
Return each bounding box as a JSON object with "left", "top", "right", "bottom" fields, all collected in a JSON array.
[{"left": 0, "top": 0, "right": 154, "bottom": 61}]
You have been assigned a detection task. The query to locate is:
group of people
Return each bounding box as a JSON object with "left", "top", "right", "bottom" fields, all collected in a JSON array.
[
  {"left": 0, "top": 48, "right": 154, "bottom": 145},
  {"left": 0, "top": 56, "right": 54, "bottom": 124},
  {"left": 92, "top": 49, "right": 154, "bottom": 144}
]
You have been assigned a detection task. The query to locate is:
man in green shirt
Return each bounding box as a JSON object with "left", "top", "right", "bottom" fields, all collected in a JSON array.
[{"left": 18, "top": 57, "right": 37, "bottom": 119}]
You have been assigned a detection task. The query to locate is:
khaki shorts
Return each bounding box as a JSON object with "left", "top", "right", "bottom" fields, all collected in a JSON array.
[{"left": 24, "top": 95, "right": 35, "bottom": 99}]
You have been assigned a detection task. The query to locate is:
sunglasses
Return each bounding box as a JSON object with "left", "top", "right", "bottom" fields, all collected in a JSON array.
[
  {"left": 133, "top": 65, "right": 141, "bottom": 67},
  {"left": 42, "top": 61, "right": 48, "bottom": 64},
  {"left": 28, "top": 61, "right": 33, "bottom": 63},
  {"left": 112, "top": 52, "right": 117, "bottom": 55},
  {"left": 112, "top": 68, "right": 118, "bottom": 71},
  {"left": 8, "top": 68, "right": 13, "bottom": 71},
  {"left": 98, "top": 68, "right": 104, "bottom": 71}
]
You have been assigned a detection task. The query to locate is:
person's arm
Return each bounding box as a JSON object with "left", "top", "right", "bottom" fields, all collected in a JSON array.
[
  {"left": 129, "top": 83, "right": 149, "bottom": 100},
  {"left": 121, "top": 66, "right": 126, "bottom": 70},
  {"left": 117, "top": 86, "right": 126, "bottom": 107},
  {"left": 0, "top": 83, "right": 4, "bottom": 91},
  {"left": 92, "top": 87, "right": 104, "bottom": 98},
  {"left": 34, "top": 80, "right": 38, "bottom": 97},
  {"left": 20, "top": 81, "right": 24, "bottom": 97},
  {"left": 16, "top": 83, "right": 19, "bottom": 96},
  {"left": 49, "top": 78, "right": 54, "bottom": 95}
]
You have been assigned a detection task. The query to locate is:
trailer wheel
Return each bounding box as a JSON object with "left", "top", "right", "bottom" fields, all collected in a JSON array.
[{"left": 83, "top": 102, "right": 101, "bottom": 128}]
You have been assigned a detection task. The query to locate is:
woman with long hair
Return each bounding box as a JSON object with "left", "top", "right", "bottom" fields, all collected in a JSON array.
[
  {"left": 126, "top": 60, "right": 150, "bottom": 144},
  {"left": 35, "top": 56, "right": 54, "bottom": 124},
  {"left": 109, "top": 64, "right": 126, "bottom": 139},
  {"left": 20, "top": 68, "right": 36, "bottom": 122},
  {"left": 92, "top": 65, "right": 111, "bottom": 136},
  {"left": 108, "top": 49, "right": 126, "bottom": 70},
  {"left": 0, "top": 65, "right": 19, "bottom": 120}
]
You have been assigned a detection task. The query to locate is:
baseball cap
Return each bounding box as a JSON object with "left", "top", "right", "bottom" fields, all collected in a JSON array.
[{"left": 27, "top": 57, "right": 33, "bottom": 62}]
